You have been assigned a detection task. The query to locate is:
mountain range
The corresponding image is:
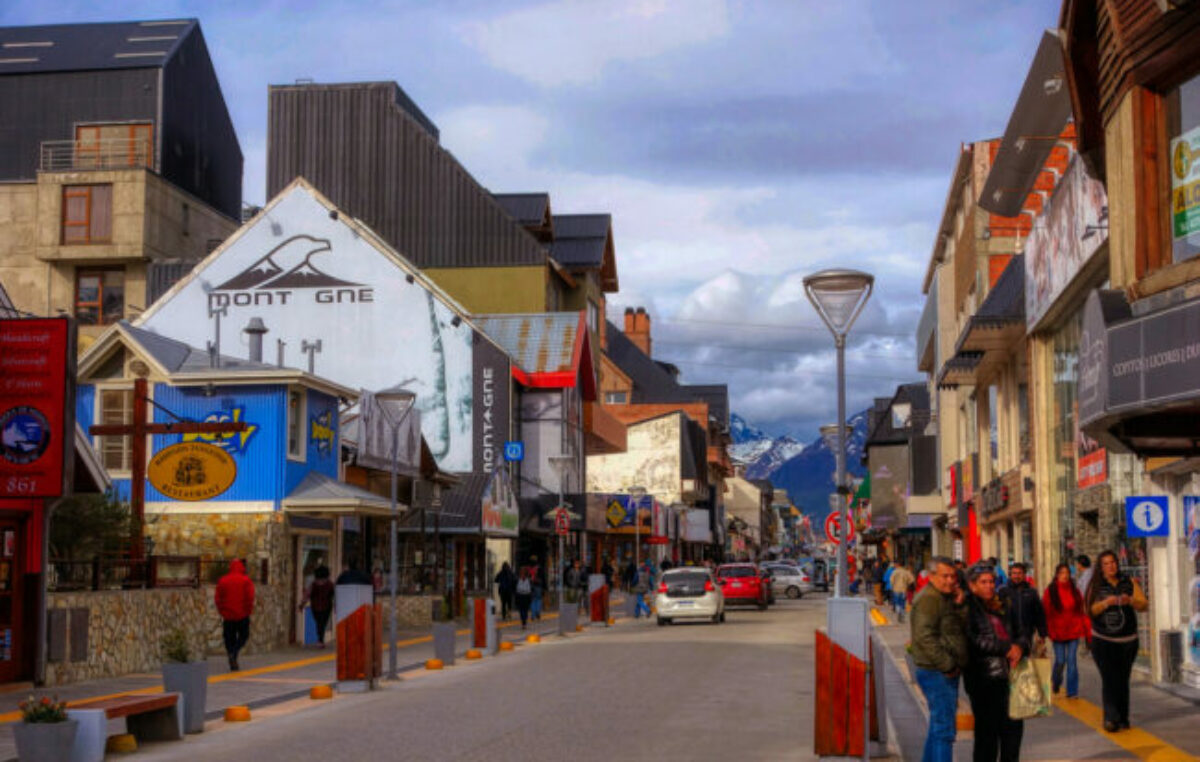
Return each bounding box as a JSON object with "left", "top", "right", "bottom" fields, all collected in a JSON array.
[{"left": 729, "top": 410, "right": 870, "bottom": 519}]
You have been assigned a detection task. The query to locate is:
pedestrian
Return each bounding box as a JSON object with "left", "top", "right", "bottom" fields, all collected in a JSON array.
[
  {"left": 215, "top": 558, "right": 255, "bottom": 671},
  {"left": 997, "top": 562, "right": 1047, "bottom": 650},
  {"left": 494, "top": 561, "right": 516, "bottom": 621},
  {"left": 891, "top": 563, "right": 915, "bottom": 623},
  {"left": 915, "top": 565, "right": 930, "bottom": 594},
  {"left": 622, "top": 558, "right": 636, "bottom": 592},
  {"left": 601, "top": 557, "right": 615, "bottom": 590},
  {"left": 528, "top": 556, "right": 544, "bottom": 621},
  {"left": 1075, "top": 554, "right": 1094, "bottom": 597},
  {"left": 633, "top": 562, "right": 652, "bottom": 618},
  {"left": 514, "top": 567, "right": 533, "bottom": 629},
  {"left": 566, "top": 559, "right": 581, "bottom": 606},
  {"left": 336, "top": 556, "right": 372, "bottom": 585},
  {"left": 963, "top": 561, "right": 1027, "bottom": 762},
  {"left": 989, "top": 557, "right": 1009, "bottom": 589},
  {"left": 575, "top": 559, "right": 590, "bottom": 614},
  {"left": 910, "top": 556, "right": 968, "bottom": 762},
  {"left": 1085, "top": 550, "right": 1149, "bottom": 732},
  {"left": 883, "top": 562, "right": 896, "bottom": 610},
  {"left": 1043, "top": 562, "right": 1089, "bottom": 698},
  {"left": 874, "top": 558, "right": 889, "bottom": 606},
  {"left": 299, "top": 565, "right": 334, "bottom": 648}
]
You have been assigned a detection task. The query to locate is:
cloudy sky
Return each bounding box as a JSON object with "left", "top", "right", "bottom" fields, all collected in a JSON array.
[{"left": 3, "top": 0, "right": 1060, "bottom": 441}]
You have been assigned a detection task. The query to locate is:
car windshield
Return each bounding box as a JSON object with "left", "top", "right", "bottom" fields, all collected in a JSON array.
[{"left": 719, "top": 567, "right": 756, "bottom": 578}]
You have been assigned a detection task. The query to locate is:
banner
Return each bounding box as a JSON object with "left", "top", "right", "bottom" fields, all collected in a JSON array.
[{"left": 1, "top": 318, "right": 74, "bottom": 498}]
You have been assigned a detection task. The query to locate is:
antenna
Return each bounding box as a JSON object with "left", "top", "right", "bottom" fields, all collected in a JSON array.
[
  {"left": 207, "top": 302, "right": 228, "bottom": 368},
  {"left": 276, "top": 338, "right": 286, "bottom": 368},
  {"left": 300, "top": 338, "right": 322, "bottom": 374}
]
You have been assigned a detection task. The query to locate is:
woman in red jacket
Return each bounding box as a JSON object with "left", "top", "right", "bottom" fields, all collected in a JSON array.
[{"left": 1043, "top": 563, "right": 1089, "bottom": 698}]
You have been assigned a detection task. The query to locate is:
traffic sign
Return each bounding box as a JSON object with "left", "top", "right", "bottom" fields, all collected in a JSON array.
[
  {"left": 1125, "top": 496, "right": 1169, "bottom": 537},
  {"left": 825, "top": 511, "right": 855, "bottom": 545},
  {"left": 503, "top": 441, "right": 524, "bottom": 462},
  {"left": 554, "top": 507, "right": 570, "bottom": 536}
]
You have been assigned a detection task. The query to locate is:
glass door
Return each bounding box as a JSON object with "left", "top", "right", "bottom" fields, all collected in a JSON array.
[{"left": 0, "top": 522, "right": 22, "bottom": 683}]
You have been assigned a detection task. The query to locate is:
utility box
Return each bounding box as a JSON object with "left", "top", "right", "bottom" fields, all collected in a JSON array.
[
  {"left": 473, "top": 597, "right": 496, "bottom": 655},
  {"left": 334, "top": 584, "right": 379, "bottom": 693}
]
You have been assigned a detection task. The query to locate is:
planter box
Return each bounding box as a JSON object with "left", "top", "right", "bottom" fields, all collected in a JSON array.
[
  {"left": 13, "top": 719, "right": 78, "bottom": 762},
  {"left": 162, "top": 661, "right": 208, "bottom": 733}
]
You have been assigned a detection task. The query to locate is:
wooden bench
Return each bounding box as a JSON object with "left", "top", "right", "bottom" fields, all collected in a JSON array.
[{"left": 67, "top": 692, "right": 184, "bottom": 762}]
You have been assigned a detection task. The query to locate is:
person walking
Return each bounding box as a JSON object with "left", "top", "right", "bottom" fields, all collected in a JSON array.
[
  {"left": 963, "top": 562, "right": 1027, "bottom": 762},
  {"left": 215, "top": 559, "right": 255, "bottom": 671},
  {"left": 1086, "top": 550, "right": 1148, "bottom": 732},
  {"left": 883, "top": 562, "right": 896, "bottom": 610},
  {"left": 1075, "top": 554, "right": 1094, "bottom": 597},
  {"left": 891, "top": 563, "right": 915, "bottom": 623},
  {"left": 910, "top": 556, "right": 968, "bottom": 762},
  {"left": 1043, "top": 562, "right": 1090, "bottom": 698},
  {"left": 633, "top": 561, "right": 653, "bottom": 618},
  {"left": 494, "top": 561, "right": 516, "bottom": 621},
  {"left": 299, "top": 565, "right": 334, "bottom": 648},
  {"left": 601, "top": 557, "right": 615, "bottom": 590},
  {"left": 514, "top": 568, "right": 533, "bottom": 629},
  {"left": 998, "top": 562, "right": 1047, "bottom": 650},
  {"left": 622, "top": 557, "right": 636, "bottom": 592},
  {"left": 528, "top": 556, "right": 544, "bottom": 621}
]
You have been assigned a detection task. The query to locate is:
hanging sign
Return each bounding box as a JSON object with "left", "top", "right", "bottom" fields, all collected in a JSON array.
[
  {"left": 1125, "top": 496, "right": 1169, "bottom": 538},
  {"left": 147, "top": 442, "right": 237, "bottom": 501}
]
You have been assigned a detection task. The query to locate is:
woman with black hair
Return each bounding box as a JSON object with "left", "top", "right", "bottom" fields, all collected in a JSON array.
[
  {"left": 1043, "top": 563, "right": 1089, "bottom": 698},
  {"left": 1085, "top": 550, "right": 1149, "bottom": 732},
  {"left": 963, "top": 562, "right": 1027, "bottom": 762}
]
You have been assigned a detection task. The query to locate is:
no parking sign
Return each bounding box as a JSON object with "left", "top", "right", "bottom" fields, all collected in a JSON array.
[{"left": 824, "top": 511, "right": 855, "bottom": 545}]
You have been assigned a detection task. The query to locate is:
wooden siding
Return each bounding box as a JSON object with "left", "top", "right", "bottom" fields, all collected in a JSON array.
[{"left": 267, "top": 83, "right": 548, "bottom": 269}]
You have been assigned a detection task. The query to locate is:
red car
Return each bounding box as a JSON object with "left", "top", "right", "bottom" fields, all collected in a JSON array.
[{"left": 716, "top": 564, "right": 769, "bottom": 610}]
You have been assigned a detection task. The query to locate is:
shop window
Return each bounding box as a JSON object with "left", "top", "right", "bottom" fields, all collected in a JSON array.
[
  {"left": 62, "top": 184, "right": 113, "bottom": 244},
  {"left": 1169, "top": 73, "right": 1200, "bottom": 263},
  {"left": 75, "top": 268, "right": 124, "bottom": 325},
  {"left": 97, "top": 388, "right": 134, "bottom": 472},
  {"left": 287, "top": 388, "right": 306, "bottom": 460}
]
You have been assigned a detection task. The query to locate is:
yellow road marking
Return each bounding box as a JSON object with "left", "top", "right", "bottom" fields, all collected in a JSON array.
[
  {"left": 869, "top": 607, "right": 890, "bottom": 626},
  {"left": 1052, "top": 695, "right": 1200, "bottom": 761}
]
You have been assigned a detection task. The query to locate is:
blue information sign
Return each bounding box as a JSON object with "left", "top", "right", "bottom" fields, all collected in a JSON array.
[
  {"left": 503, "top": 441, "right": 524, "bottom": 463},
  {"left": 1125, "top": 496, "right": 1170, "bottom": 537}
]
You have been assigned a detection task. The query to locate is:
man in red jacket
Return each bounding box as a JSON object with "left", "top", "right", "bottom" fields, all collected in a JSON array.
[{"left": 215, "top": 559, "right": 255, "bottom": 671}]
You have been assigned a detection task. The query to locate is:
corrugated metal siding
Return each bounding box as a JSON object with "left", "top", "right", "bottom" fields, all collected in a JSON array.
[
  {"left": 267, "top": 83, "right": 547, "bottom": 269},
  {"left": 284, "top": 389, "right": 339, "bottom": 495},
  {"left": 75, "top": 384, "right": 95, "bottom": 438},
  {"left": 0, "top": 68, "right": 158, "bottom": 181}
]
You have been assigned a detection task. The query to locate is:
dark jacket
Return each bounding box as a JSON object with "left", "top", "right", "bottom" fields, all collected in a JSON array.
[
  {"left": 215, "top": 560, "right": 255, "bottom": 621},
  {"left": 998, "top": 580, "right": 1047, "bottom": 642},
  {"left": 964, "top": 594, "right": 1028, "bottom": 683},
  {"left": 494, "top": 566, "right": 516, "bottom": 595},
  {"left": 909, "top": 586, "right": 968, "bottom": 673}
]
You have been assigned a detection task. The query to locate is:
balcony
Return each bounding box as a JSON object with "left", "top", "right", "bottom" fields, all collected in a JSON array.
[{"left": 40, "top": 138, "right": 154, "bottom": 173}]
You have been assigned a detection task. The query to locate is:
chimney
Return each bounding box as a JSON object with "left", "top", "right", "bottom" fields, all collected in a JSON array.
[
  {"left": 244, "top": 317, "right": 268, "bottom": 362},
  {"left": 624, "top": 306, "right": 652, "bottom": 356}
]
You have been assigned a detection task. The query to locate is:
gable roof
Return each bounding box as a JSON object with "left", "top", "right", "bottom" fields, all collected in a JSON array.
[
  {"left": 685, "top": 384, "right": 730, "bottom": 429},
  {"left": 0, "top": 19, "right": 196, "bottom": 75},
  {"left": 550, "top": 214, "right": 618, "bottom": 291},
  {"left": 865, "top": 382, "right": 930, "bottom": 448},
  {"left": 605, "top": 319, "right": 696, "bottom": 405},
  {"left": 475, "top": 312, "right": 596, "bottom": 400},
  {"left": 492, "top": 193, "right": 551, "bottom": 227}
]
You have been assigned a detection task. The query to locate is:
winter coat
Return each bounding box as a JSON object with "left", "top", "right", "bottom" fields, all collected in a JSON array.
[
  {"left": 494, "top": 566, "right": 516, "bottom": 595},
  {"left": 997, "top": 580, "right": 1047, "bottom": 642},
  {"left": 306, "top": 579, "right": 334, "bottom": 614},
  {"left": 909, "top": 586, "right": 968, "bottom": 673},
  {"left": 890, "top": 567, "right": 915, "bottom": 595},
  {"left": 215, "top": 559, "right": 256, "bottom": 621},
  {"left": 1043, "top": 581, "right": 1090, "bottom": 642},
  {"left": 964, "top": 593, "right": 1026, "bottom": 684}
]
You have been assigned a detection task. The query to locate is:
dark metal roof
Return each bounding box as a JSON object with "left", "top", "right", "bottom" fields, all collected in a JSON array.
[
  {"left": 865, "top": 383, "right": 929, "bottom": 447},
  {"left": 550, "top": 214, "right": 610, "bottom": 267},
  {"left": 979, "top": 31, "right": 1073, "bottom": 216},
  {"left": 685, "top": 384, "right": 729, "bottom": 429},
  {"left": 492, "top": 193, "right": 550, "bottom": 226},
  {"left": 0, "top": 19, "right": 195, "bottom": 75},
  {"left": 936, "top": 351, "right": 984, "bottom": 388},
  {"left": 605, "top": 320, "right": 695, "bottom": 405},
  {"left": 971, "top": 255, "right": 1025, "bottom": 326},
  {"left": 475, "top": 312, "right": 581, "bottom": 375},
  {"left": 121, "top": 322, "right": 288, "bottom": 374}
]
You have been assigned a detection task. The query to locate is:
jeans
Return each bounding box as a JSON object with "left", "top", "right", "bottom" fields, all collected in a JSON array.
[
  {"left": 222, "top": 618, "right": 250, "bottom": 659},
  {"left": 635, "top": 591, "right": 651, "bottom": 618},
  {"left": 1093, "top": 637, "right": 1138, "bottom": 726},
  {"left": 965, "top": 675, "right": 1024, "bottom": 762},
  {"left": 895, "top": 592, "right": 907, "bottom": 616},
  {"left": 531, "top": 586, "right": 543, "bottom": 619},
  {"left": 1052, "top": 639, "right": 1079, "bottom": 697},
  {"left": 515, "top": 593, "right": 531, "bottom": 627},
  {"left": 312, "top": 608, "right": 331, "bottom": 645},
  {"left": 915, "top": 667, "right": 958, "bottom": 762}
]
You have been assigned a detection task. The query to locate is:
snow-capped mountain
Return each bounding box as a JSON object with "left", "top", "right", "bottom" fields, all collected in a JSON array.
[
  {"left": 767, "top": 409, "right": 871, "bottom": 519},
  {"left": 745, "top": 436, "right": 805, "bottom": 480},
  {"left": 728, "top": 413, "right": 805, "bottom": 476}
]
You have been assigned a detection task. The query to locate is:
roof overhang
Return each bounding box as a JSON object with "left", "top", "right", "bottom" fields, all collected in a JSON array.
[
  {"left": 508, "top": 313, "right": 597, "bottom": 401},
  {"left": 937, "top": 351, "right": 983, "bottom": 389},
  {"left": 584, "top": 401, "right": 627, "bottom": 455}
]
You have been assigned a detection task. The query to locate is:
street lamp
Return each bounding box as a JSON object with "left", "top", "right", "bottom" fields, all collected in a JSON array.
[
  {"left": 626, "top": 485, "right": 647, "bottom": 571},
  {"left": 548, "top": 454, "right": 575, "bottom": 635},
  {"left": 804, "top": 269, "right": 873, "bottom": 599},
  {"left": 375, "top": 386, "right": 416, "bottom": 681}
]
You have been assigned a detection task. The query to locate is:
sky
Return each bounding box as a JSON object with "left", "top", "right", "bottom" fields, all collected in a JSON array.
[{"left": 1, "top": 0, "right": 1062, "bottom": 441}]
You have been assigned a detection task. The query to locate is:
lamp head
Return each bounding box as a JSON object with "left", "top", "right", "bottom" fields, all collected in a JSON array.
[{"left": 803, "top": 269, "right": 873, "bottom": 338}]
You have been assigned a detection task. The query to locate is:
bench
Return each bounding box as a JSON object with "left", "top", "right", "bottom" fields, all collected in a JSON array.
[{"left": 66, "top": 692, "right": 184, "bottom": 762}]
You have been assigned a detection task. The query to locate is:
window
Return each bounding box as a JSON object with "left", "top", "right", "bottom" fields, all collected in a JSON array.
[
  {"left": 586, "top": 300, "right": 600, "bottom": 334},
  {"left": 62, "top": 184, "right": 113, "bottom": 244},
  {"left": 75, "top": 268, "right": 124, "bottom": 325},
  {"left": 604, "top": 391, "right": 628, "bottom": 405},
  {"left": 75, "top": 123, "right": 152, "bottom": 169},
  {"left": 1168, "top": 73, "right": 1200, "bottom": 263},
  {"left": 287, "top": 389, "right": 305, "bottom": 460},
  {"left": 97, "top": 388, "right": 133, "bottom": 472}
]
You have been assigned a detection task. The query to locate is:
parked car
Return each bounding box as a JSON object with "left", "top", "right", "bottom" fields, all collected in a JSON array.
[
  {"left": 715, "top": 563, "right": 769, "bottom": 610},
  {"left": 762, "top": 563, "right": 813, "bottom": 599},
  {"left": 654, "top": 568, "right": 725, "bottom": 626},
  {"left": 799, "top": 557, "right": 830, "bottom": 592}
]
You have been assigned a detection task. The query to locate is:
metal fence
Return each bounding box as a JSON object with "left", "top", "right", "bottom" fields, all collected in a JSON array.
[
  {"left": 40, "top": 138, "right": 154, "bottom": 173},
  {"left": 48, "top": 555, "right": 202, "bottom": 592}
]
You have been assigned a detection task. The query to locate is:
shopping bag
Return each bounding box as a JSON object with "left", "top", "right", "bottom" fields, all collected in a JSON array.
[
  {"left": 1008, "top": 657, "right": 1052, "bottom": 719},
  {"left": 1031, "top": 657, "right": 1054, "bottom": 716}
]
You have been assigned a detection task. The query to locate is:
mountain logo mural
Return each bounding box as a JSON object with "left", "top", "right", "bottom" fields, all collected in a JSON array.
[{"left": 215, "top": 235, "right": 363, "bottom": 291}]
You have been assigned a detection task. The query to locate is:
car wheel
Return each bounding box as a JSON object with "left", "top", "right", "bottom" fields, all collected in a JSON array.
[
  {"left": 657, "top": 616, "right": 667, "bottom": 626},
  {"left": 711, "top": 612, "right": 720, "bottom": 624},
  {"left": 757, "top": 601, "right": 767, "bottom": 611},
  {"left": 719, "top": 611, "right": 726, "bottom": 623},
  {"left": 786, "top": 586, "right": 801, "bottom": 600}
]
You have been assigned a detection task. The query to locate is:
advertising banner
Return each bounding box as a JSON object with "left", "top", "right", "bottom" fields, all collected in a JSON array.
[
  {"left": 480, "top": 468, "right": 519, "bottom": 537},
  {"left": 1171, "top": 125, "right": 1200, "bottom": 242},
  {"left": 870, "top": 445, "right": 908, "bottom": 530},
  {"left": 0, "top": 318, "right": 74, "bottom": 498}
]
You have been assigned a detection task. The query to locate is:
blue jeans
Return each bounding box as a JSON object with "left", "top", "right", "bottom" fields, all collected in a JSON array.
[
  {"left": 894, "top": 592, "right": 907, "bottom": 612},
  {"left": 531, "top": 586, "right": 543, "bottom": 619},
  {"left": 1053, "top": 639, "right": 1079, "bottom": 697},
  {"left": 915, "top": 667, "right": 958, "bottom": 762},
  {"left": 635, "top": 591, "right": 651, "bottom": 617}
]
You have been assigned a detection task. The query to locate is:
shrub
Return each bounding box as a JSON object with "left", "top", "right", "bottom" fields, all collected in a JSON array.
[{"left": 161, "top": 628, "right": 192, "bottom": 663}]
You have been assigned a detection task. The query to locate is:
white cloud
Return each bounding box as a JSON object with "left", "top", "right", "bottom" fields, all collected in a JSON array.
[{"left": 459, "top": 0, "right": 730, "bottom": 87}]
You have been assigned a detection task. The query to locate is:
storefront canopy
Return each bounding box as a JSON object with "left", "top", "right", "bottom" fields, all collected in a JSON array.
[{"left": 283, "top": 472, "right": 395, "bottom": 517}]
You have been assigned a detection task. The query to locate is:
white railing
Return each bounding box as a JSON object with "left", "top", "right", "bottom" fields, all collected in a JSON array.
[{"left": 40, "top": 138, "right": 154, "bottom": 172}]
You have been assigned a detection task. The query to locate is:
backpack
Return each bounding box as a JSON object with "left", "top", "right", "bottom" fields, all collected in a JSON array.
[{"left": 516, "top": 578, "right": 532, "bottom": 595}]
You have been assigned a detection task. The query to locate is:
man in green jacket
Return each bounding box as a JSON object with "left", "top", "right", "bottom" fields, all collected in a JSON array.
[{"left": 909, "top": 556, "right": 967, "bottom": 762}]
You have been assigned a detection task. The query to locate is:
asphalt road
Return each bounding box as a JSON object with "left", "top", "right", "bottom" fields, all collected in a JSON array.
[{"left": 138, "top": 594, "right": 827, "bottom": 762}]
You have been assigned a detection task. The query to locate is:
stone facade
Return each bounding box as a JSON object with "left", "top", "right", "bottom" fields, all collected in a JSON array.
[{"left": 1074, "top": 484, "right": 1123, "bottom": 560}]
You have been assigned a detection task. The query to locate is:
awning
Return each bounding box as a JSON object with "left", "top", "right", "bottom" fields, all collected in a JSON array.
[
  {"left": 936, "top": 352, "right": 984, "bottom": 389},
  {"left": 283, "top": 472, "right": 395, "bottom": 517}
]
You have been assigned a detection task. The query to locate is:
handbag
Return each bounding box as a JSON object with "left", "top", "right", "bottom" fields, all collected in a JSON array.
[{"left": 1008, "top": 657, "right": 1053, "bottom": 719}]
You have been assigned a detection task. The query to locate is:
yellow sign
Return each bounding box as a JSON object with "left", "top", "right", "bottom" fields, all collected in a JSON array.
[{"left": 147, "top": 442, "right": 237, "bottom": 501}]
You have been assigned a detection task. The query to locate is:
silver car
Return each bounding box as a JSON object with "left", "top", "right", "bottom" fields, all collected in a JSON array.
[
  {"left": 654, "top": 568, "right": 725, "bottom": 625},
  {"left": 763, "top": 563, "right": 813, "bottom": 599}
]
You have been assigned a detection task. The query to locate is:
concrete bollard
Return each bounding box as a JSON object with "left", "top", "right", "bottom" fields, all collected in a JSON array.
[{"left": 432, "top": 621, "right": 457, "bottom": 666}]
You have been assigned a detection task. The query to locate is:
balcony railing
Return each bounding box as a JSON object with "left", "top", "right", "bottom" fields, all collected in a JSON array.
[{"left": 40, "top": 138, "right": 154, "bottom": 173}]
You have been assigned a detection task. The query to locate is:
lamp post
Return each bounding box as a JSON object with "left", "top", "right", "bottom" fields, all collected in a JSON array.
[
  {"left": 548, "top": 455, "right": 575, "bottom": 633},
  {"left": 627, "top": 485, "right": 647, "bottom": 572},
  {"left": 375, "top": 387, "right": 416, "bottom": 681},
  {"left": 804, "top": 269, "right": 873, "bottom": 599}
]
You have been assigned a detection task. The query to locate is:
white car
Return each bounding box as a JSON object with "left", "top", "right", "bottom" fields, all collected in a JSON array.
[
  {"left": 654, "top": 568, "right": 725, "bottom": 625},
  {"left": 763, "top": 563, "right": 814, "bottom": 599}
]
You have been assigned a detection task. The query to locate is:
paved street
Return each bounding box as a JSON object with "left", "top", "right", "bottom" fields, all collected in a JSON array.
[{"left": 132, "top": 597, "right": 825, "bottom": 762}]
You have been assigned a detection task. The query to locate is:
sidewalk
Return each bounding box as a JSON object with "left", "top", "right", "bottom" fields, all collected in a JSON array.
[
  {"left": 871, "top": 605, "right": 1200, "bottom": 761},
  {"left": 0, "top": 598, "right": 620, "bottom": 762}
]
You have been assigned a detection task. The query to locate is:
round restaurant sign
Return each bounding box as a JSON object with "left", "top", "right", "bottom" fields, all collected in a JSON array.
[{"left": 147, "top": 442, "right": 237, "bottom": 501}]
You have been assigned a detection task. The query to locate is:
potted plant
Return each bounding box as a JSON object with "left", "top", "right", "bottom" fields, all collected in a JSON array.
[
  {"left": 13, "top": 695, "right": 76, "bottom": 762},
  {"left": 161, "top": 627, "right": 208, "bottom": 734}
]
